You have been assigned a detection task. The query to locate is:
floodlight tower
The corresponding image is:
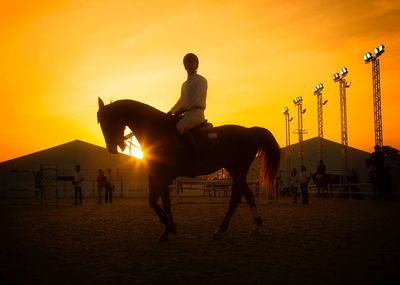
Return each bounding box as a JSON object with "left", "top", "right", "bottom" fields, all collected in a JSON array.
[
  {"left": 333, "top": 67, "right": 351, "bottom": 183},
  {"left": 312, "top": 83, "right": 328, "bottom": 161},
  {"left": 363, "top": 44, "right": 385, "bottom": 147},
  {"left": 293, "top": 97, "right": 307, "bottom": 167},
  {"left": 282, "top": 107, "right": 293, "bottom": 177}
]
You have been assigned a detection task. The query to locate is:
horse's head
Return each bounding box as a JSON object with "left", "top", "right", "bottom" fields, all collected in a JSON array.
[{"left": 97, "top": 97, "right": 126, "bottom": 154}]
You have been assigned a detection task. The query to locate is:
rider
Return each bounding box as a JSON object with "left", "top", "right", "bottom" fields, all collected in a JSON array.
[
  {"left": 369, "top": 145, "right": 385, "bottom": 170},
  {"left": 369, "top": 145, "right": 386, "bottom": 196},
  {"left": 168, "top": 53, "right": 208, "bottom": 149}
]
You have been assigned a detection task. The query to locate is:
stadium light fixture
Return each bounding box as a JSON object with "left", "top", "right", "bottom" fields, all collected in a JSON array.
[
  {"left": 363, "top": 52, "right": 373, "bottom": 63},
  {"left": 374, "top": 44, "right": 385, "bottom": 57},
  {"left": 332, "top": 72, "right": 341, "bottom": 82},
  {"left": 282, "top": 107, "right": 289, "bottom": 114},
  {"left": 340, "top": 67, "right": 348, "bottom": 77},
  {"left": 293, "top": 96, "right": 303, "bottom": 105},
  {"left": 313, "top": 83, "right": 324, "bottom": 94}
]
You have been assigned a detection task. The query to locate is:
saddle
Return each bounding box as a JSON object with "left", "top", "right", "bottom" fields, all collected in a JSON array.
[
  {"left": 187, "top": 120, "right": 219, "bottom": 151},
  {"left": 191, "top": 120, "right": 213, "bottom": 131}
]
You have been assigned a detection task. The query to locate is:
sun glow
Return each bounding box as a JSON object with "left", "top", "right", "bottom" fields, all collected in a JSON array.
[
  {"left": 123, "top": 129, "right": 144, "bottom": 159},
  {"left": 128, "top": 147, "right": 144, "bottom": 160}
]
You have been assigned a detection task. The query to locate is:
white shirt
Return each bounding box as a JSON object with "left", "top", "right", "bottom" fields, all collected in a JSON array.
[
  {"left": 299, "top": 170, "right": 310, "bottom": 184},
  {"left": 170, "top": 73, "right": 207, "bottom": 114}
]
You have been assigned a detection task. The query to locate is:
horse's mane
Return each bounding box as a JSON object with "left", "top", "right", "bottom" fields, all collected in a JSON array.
[
  {"left": 111, "top": 99, "right": 165, "bottom": 116},
  {"left": 103, "top": 99, "right": 173, "bottom": 131}
]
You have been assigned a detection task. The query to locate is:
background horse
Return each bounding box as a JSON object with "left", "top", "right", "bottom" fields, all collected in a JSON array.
[
  {"left": 311, "top": 172, "right": 332, "bottom": 199},
  {"left": 97, "top": 98, "right": 280, "bottom": 241}
]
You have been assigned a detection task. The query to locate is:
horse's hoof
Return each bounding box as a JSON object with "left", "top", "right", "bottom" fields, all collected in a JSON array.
[
  {"left": 212, "top": 230, "right": 224, "bottom": 240},
  {"left": 254, "top": 216, "right": 262, "bottom": 226},
  {"left": 251, "top": 226, "right": 261, "bottom": 236},
  {"left": 166, "top": 222, "right": 177, "bottom": 235},
  {"left": 158, "top": 233, "right": 169, "bottom": 242}
]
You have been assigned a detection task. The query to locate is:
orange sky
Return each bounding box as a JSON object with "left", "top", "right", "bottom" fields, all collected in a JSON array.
[{"left": 1, "top": 0, "right": 399, "bottom": 162}]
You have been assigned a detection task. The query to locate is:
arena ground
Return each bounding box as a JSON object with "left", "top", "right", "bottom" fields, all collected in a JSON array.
[{"left": 1, "top": 196, "right": 399, "bottom": 284}]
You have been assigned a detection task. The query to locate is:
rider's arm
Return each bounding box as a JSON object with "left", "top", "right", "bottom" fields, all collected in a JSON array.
[{"left": 170, "top": 85, "right": 185, "bottom": 114}]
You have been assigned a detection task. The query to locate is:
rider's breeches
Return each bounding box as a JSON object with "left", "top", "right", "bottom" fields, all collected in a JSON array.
[{"left": 176, "top": 109, "right": 205, "bottom": 135}]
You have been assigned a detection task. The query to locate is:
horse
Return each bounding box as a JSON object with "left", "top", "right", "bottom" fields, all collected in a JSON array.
[
  {"left": 311, "top": 172, "right": 332, "bottom": 199},
  {"left": 366, "top": 157, "right": 389, "bottom": 201},
  {"left": 97, "top": 98, "right": 281, "bottom": 241}
]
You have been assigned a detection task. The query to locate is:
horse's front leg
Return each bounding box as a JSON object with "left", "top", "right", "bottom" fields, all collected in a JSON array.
[
  {"left": 149, "top": 176, "right": 173, "bottom": 241},
  {"left": 148, "top": 176, "right": 171, "bottom": 241},
  {"left": 158, "top": 182, "right": 176, "bottom": 242}
]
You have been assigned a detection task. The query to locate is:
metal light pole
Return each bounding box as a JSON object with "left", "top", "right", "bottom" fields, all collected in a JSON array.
[
  {"left": 333, "top": 67, "right": 351, "bottom": 185},
  {"left": 293, "top": 97, "right": 306, "bottom": 168},
  {"left": 282, "top": 107, "right": 293, "bottom": 177},
  {"left": 312, "top": 83, "right": 328, "bottom": 161},
  {"left": 363, "top": 44, "right": 385, "bottom": 147}
]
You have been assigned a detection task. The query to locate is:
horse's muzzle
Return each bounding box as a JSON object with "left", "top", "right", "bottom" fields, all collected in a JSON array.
[{"left": 107, "top": 146, "right": 118, "bottom": 154}]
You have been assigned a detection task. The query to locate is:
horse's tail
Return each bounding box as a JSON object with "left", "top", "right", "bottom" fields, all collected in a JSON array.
[{"left": 251, "top": 127, "right": 281, "bottom": 188}]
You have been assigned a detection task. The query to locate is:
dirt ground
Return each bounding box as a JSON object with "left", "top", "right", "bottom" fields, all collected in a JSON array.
[{"left": 1, "top": 196, "right": 399, "bottom": 285}]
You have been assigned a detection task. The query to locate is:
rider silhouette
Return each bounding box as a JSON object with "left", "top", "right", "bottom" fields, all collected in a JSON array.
[
  {"left": 369, "top": 145, "right": 386, "bottom": 199},
  {"left": 370, "top": 145, "right": 385, "bottom": 169},
  {"left": 168, "top": 53, "right": 208, "bottom": 151}
]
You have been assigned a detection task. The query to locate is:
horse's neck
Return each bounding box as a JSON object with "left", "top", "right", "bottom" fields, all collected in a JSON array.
[{"left": 119, "top": 100, "right": 172, "bottom": 142}]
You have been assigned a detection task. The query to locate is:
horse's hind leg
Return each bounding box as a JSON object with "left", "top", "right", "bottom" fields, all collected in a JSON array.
[
  {"left": 240, "top": 179, "right": 262, "bottom": 235},
  {"left": 214, "top": 181, "right": 242, "bottom": 239}
]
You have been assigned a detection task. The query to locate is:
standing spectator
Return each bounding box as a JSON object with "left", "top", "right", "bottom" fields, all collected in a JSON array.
[
  {"left": 72, "top": 165, "right": 84, "bottom": 206},
  {"left": 289, "top": 168, "right": 299, "bottom": 203},
  {"left": 299, "top": 165, "right": 310, "bottom": 204},
  {"left": 33, "top": 169, "right": 43, "bottom": 203},
  {"left": 368, "top": 145, "right": 386, "bottom": 200},
  {"left": 316, "top": 160, "right": 327, "bottom": 198},
  {"left": 105, "top": 168, "right": 115, "bottom": 204},
  {"left": 316, "top": 160, "right": 326, "bottom": 176},
  {"left": 96, "top": 169, "right": 107, "bottom": 204}
]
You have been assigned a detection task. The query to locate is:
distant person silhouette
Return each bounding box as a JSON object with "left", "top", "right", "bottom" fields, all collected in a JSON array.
[
  {"left": 316, "top": 160, "right": 326, "bottom": 177},
  {"left": 72, "top": 165, "right": 84, "bottom": 206},
  {"left": 105, "top": 168, "right": 115, "bottom": 204},
  {"left": 168, "top": 53, "right": 208, "bottom": 149},
  {"left": 96, "top": 169, "right": 107, "bottom": 204},
  {"left": 299, "top": 165, "right": 310, "bottom": 204},
  {"left": 370, "top": 145, "right": 385, "bottom": 170},
  {"left": 289, "top": 168, "right": 299, "bottom": 203},
  {"left": 369, "top": 145, "right": 386, "bottom": 200},
  {"left": 316, "top": 160, "right": 327, "bottom": 197}
]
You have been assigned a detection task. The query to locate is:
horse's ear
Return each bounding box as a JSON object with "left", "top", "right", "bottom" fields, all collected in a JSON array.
[{"left": 98, "top": 97, "right": 105, "bottom": 109}]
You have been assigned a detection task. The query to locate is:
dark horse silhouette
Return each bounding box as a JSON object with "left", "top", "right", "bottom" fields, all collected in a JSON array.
[
  {"left": 97, "top": 98, "right": 280, "bottom": 241},
  {"left": 311, "top": 173, "right": 333, "bottom": 199}
]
